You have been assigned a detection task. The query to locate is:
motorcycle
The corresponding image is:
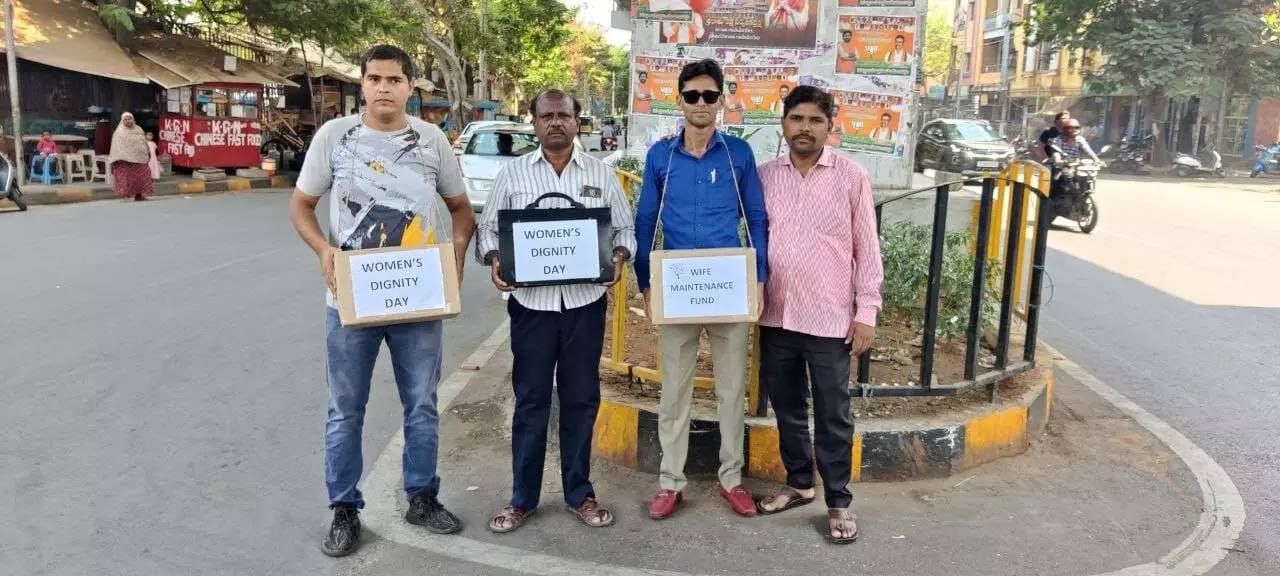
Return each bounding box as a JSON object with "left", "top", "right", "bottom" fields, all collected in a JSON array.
[
  {"left": 1109, "top": 148, "right": 1149, "bottom": 174},
  {"left": 1173, "top": 148, "right": 1226, "bottom": 178},
  {"left": 601, "top": 135, "right": 618, "bottom": 151},
  {"left": 1048, "top": 144, "right": 1100, "bottom": 234},
  {"left": 1251, "top": 143, "right": 1280, "bottom": 178},
  {"left": 0, "top": 151, "right": 28, "bottom": 212},
  {"left": 1011, "top": 136, "right": 1037, "bottom": 160}
]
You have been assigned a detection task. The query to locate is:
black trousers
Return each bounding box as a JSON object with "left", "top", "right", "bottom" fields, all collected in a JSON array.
[
  {"left": 507, "top": 295, "right": 606, "bottom": 511},
  {"left": 760, "top": 326, "right": 854, "bottom": 509}
]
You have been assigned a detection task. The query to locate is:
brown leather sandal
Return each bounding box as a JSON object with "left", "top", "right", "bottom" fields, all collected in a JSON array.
[
  {"left": 568, "top": 497, "right": 615, "bottom": 528},
  {"left": 487, "top": 506, "right": 533, "bottom": 534},
  {"left": 826, "top": 509, "right": 859, "bottom": 544}
]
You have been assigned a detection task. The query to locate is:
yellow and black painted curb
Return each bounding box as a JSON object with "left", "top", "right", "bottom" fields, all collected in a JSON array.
[
  {"left": 16, "top": 174, "right": 297, "bottom": 206},
  {"left": 593, "top": 368, "right": 1052, "bottom": 483}
]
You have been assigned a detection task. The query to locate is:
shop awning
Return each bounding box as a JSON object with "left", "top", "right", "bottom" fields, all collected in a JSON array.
[
  {"left": 0, "top": 0, "right": 147, "bottom": 83},
  {"left": 133, "top": 31, "right": 299, "bottom": 89}
]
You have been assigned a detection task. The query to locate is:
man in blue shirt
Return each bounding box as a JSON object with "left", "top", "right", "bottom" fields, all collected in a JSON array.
[{"left": 635, "top": 59, "right": 769, "bottom": 521}]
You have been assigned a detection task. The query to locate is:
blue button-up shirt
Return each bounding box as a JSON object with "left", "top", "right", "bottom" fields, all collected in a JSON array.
[{"left": 635, "top": 130, "right": 769, "bottom": 290}]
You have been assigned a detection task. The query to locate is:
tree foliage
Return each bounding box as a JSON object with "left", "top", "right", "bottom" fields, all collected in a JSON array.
[
  {"left": 923, "top": 2, "right": 952, "bottom": 81},
  {"left": 1033, "top": 0, "right": 1280, "bottom": 163}
]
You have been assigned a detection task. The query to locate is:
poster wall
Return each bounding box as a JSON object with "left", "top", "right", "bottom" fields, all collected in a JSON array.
[
  {"left": 626, "top": 0, "right": 924, "bottom": 188},
  {"left": 654, "top": 0, "right": 820, "bottom": 49},
  {"left": 723, "top": 66, "right": 799, "bottom": 125},
  {"left": 826, "top": 89, "right": 907, "bottom": 157},
  {"left": 632, "top": 0, "right": 693, "bottom": 22},
  {"left": 835, "top": 15, "right": 917, "bottom": 78},
  {"left": 632, "top": 56, "right": 693, "bottom": 117},
  {"left": 838, "top": 0, "right": 918, "bottom": 6}
]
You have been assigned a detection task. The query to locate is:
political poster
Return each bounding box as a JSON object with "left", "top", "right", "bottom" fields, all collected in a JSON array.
[
  {"left": 654, "top": 0, "right": 820, "bottom": 49},
  {"left": 632, "top": 56, "right": 693, "bottom": 117},
  {"left": 838, "top": 0, "right": 918, "bottom": 7},
  {"left": 826, "top": 89, "right": 908, "bottom": 157},
  {"left": 835, "top": 15, "right": 918, "bottom": 77},
  {"left": 722, "top": 65, "right": 799, "bottom": 126},
  {"left": 632, "top": 0, "right": 693, "bottom": 22}
]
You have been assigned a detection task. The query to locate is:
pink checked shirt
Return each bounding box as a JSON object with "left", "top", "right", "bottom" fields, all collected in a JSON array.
[{"left": 759, "top": 149, "right": 883, "bottom": 339}]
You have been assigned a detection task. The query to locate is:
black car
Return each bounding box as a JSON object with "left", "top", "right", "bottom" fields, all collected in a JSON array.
[{"left": 915, "top": 119, "right": 1015, "bottom": 176}]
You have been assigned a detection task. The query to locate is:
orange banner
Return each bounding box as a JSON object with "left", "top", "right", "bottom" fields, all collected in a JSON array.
[
  {"left": 722, "top": 66, "right": 799, "bottom": 126},
  {"left": 632, "top": 56, "right": 692, "bottom": 117},
  {"left": 826, "top": 89, "right": 907, "bottom": 157},
  {"left": 655, "top": 0, "right": 819, "bottom": 49},
  {"left": 836, "top": 15, "right": 918, "bottom": 77}
]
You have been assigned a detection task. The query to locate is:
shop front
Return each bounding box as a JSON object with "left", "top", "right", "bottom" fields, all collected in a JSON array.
[{"left": 158, "top": 83, "right": 264, "bottom": 169}]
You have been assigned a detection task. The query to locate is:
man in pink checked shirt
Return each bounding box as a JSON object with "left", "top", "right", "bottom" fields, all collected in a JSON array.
[{"left": 752, "top": 85, "right": 883, "bottom": 545}]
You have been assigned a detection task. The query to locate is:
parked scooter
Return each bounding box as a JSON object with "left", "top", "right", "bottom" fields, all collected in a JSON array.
[
  {"left": 1173, "top": 148, "right": 1226, "bottom": 178},
  {"left": 1251, "top": 143, "right": 1280, "bottom": 178},
  {"left": 0, "top": 152, "right": 28, "bottom": 212}
]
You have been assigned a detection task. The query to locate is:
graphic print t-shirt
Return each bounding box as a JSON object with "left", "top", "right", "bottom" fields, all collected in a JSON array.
[{"left": 297, "top": 115, "right": 465, "bottom": 306}]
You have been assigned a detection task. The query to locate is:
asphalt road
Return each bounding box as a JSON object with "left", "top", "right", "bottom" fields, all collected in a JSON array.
[
  {"left": 0, "top": 192, "right": 511, "bottom": 575},
  {"left": 1, "top": 174, "right": 1275, "bottom": 575},
  {"left": 1041, "top": 175, "right": 1280, "bottom": 575}
]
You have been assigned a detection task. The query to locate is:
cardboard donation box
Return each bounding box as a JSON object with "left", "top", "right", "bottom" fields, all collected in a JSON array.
[
  {"left": 649, "top": 248, "right": 759, "bottom": 325},
  {"left": 498, "top": 192, "right": 616, "bottom": 287},
  {"left": 334, "top": 243, "right": 462, "bottom": 327}
]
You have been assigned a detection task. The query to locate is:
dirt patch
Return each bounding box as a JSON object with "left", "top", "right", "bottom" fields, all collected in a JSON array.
[{"left": 600, "top": 298, "right": 1038, "bottom": 421}]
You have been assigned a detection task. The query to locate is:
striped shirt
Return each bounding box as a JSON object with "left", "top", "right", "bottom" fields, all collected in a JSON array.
[
  {"left": 758, "top": 148, "right": 883, "bottom": 338},
  {"left": 476, "top": 147, "right": 637, "bottom": 312}
]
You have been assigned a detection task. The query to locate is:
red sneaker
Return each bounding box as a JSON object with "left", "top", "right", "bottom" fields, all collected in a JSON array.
[
  {"left": 647, "top": 489, "right": 682, "bottom": 520},
  {"left": 720, "top": 484, "right": 758, "bottom": 517}
]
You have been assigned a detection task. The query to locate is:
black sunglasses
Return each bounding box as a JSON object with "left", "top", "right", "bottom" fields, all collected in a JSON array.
[{"left": 681, "top": 90, "right": 721, "bottom": 105}]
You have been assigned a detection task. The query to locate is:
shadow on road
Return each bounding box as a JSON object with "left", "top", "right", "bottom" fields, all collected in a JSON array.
[{"left": 1042, "top": 248, "right": 1279, "bottom": 575}]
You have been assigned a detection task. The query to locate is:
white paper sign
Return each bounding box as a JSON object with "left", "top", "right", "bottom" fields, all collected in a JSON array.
[
  {"left": 661, "top": 255, "right": 749, "bottom": 318},
  {"left": 512, "top": 219, "right": 600, "bottom": 283},
  {"left": 348, "top": 248, "right": 446, "bottom": 319}
]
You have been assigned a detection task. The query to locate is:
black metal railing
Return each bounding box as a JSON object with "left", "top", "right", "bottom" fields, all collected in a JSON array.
[{"left": 852, "top": 174, "right": 1050, "bottom": 399}]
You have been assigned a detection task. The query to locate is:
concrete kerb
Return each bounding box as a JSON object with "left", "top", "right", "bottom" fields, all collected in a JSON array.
[
  {"left": 358, "top": 323, "right": 1245, "bottom": 576},
  {"left": 15, "top": 173, "right": 297, "bottom": 206},
  {"left": 592, "top": 363, "right": 1052, "bottom": 484}
]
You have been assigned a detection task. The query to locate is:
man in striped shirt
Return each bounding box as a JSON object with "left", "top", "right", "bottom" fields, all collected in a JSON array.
[
  {"left": 475, "top": 89, "right": 637, "bottom": 533},
  {"left": 753, "top": 85, "right": 883, "bottom": 545}
]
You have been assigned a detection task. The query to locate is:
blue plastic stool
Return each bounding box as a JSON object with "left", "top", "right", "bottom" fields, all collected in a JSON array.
[{"left": 28, "top": 155, "right": 63, "bottom": 185}]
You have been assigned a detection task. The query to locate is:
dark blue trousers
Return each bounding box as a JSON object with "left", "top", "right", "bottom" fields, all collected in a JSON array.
[{"left": 507, "top": 295, "right": 606, "bottom": 511}]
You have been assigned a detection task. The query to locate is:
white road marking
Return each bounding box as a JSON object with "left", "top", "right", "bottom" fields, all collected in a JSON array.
[
  {"left": 1050, "top": 346, "right": 1246, "bottom": 576},
  {"left": 355, "top": 321, "right": 1245, "bottom": 576}
]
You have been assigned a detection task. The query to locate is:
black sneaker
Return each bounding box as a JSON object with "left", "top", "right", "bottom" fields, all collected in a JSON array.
[
  {"left": 405, "top": 492, "right": 462, "bottom": 534},
  {"left": 322, "top": 505, "right": 361, "bottom": 557}
]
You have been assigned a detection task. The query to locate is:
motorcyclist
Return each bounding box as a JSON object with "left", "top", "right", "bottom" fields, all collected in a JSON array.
[
  {"left": 1048, "top": 118, "right": 1103, "bottom": 196},
  {"left": 1048, "top": 119, "right": 1103, "bottom": 166}
]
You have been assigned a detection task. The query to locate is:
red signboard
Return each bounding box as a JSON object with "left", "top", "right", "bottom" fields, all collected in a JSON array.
[{"left": 159, "top": 115, "right": 263, "bottom": 169}]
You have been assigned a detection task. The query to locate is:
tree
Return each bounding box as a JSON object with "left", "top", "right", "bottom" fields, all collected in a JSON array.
[
  {"left": 923, "top": 1, "right": 952, "bottom": 83},
  {"left": 1034, "top": 0, "right": 1280, "bottom": 164},
  {"left": 487, "top": 0, "right": 573, "bottom": 110}
]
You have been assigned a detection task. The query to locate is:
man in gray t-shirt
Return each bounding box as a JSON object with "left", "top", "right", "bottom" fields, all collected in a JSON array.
[{"left": 288, "top": 44, "right": 475, "bottom": 558}]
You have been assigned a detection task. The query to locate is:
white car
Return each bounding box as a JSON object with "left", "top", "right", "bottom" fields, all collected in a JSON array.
[
  {"left": 460, "top": 127, "right": 583, "bottom": 212},
  {"left": 453, "top": 120, "right": 520, "bottom": 155}
]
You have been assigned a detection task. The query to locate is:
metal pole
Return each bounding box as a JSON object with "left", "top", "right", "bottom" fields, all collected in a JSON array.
[
  {"left": 4, "top": 0, "right": 24, "bottom": 185},
  {"left": 919, "top": 185, "right": 950, "bottom": 390},
  {"left": 611, "top": 71, "right": 616, "bottom": 117},
  {"left": 997, "top": 0, "right": 1012, "bottom": 136},
  {"left": 477, "top": 0, "right": 489, "bottom": 105}
]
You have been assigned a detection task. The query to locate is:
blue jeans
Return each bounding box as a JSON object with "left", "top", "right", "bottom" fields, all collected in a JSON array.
[{"left": 324, "top": 307, "right": 443, "bottom": 508}]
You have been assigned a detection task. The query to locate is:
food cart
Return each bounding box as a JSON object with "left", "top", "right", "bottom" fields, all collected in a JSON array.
[{"left": 157, "top": 82, "right": 265, "bottom": 169}]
